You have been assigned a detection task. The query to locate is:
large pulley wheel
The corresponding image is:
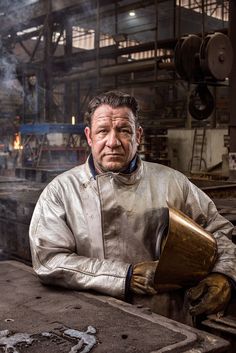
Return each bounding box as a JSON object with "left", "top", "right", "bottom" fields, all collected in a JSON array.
[
  {"left": 200, "top": 32, "right": 233, "bottom": 80},
  {"left": 174, "top": 34, "right": 202, "bottom": 81},
  {"left": 189, "top": 84, "right": 214, "bottom": 120}
]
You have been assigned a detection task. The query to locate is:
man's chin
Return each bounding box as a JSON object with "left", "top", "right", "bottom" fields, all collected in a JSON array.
[
  {"left": 103, "top": 163, "right": 124, "bottom": 172},
  {"left": 100, "top": 161, "right": 127, "bottom": 173}
]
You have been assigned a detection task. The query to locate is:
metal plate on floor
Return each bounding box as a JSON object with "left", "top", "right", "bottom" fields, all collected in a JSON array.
[{"left": 0, "top": 261, "right": 230, "bottom": 353}]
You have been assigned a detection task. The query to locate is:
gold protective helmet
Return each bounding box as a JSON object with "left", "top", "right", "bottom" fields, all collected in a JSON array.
[{"left": 154, "top": 206, "right": 217, "bottom": 292}]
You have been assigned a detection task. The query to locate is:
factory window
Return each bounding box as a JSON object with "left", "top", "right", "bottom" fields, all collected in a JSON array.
[
  {"left": 17, "top": 26, "right": 40, "bottom": 36},
  {"left": 72, "top": 26, "right": 95, "bottom": 50},
  {"left": 177, "top": 0, "right": 228, "bottom": 21},
  {"left": 53, "top": 31, "right": 64, "bottom": 46},
  {"left": 100, "top": 34, "right": 115, "bottom": 48}
]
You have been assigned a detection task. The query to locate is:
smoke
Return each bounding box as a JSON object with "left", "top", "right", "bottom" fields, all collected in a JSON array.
[
  {"left": 0, "top": 38, "right": 23, "bottom": 94},
  {"left": 25, "top": 0, "right": 38, "bottom": 4},
  {"left": 0, "top": 0, "right": 38, "bottom": 9}
]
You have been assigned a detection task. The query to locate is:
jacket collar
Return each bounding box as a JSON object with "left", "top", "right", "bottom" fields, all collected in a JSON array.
[
  {"left": 85, "top": 154, "right": 144, "bottom": 185},
  {"left": 88, "top": 154, "right": 138, "bottom": 178}
]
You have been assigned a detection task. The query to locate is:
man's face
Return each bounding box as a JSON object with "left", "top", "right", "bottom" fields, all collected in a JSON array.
[{"left": 84, "top": 104, "right": 143, "bottom": 173}]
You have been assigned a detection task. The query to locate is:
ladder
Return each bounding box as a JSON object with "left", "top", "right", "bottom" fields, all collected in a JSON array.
[{"left": 189, "top": 128, "right": 206, "bottom": 173}]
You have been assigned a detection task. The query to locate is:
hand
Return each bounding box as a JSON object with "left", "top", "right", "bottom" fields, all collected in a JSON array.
[
  {"left": 130, "top": 261, "right": 158, "bottom": 295},
  {"left": 187, "top": 273, "right": 231, "bottom": 316}
]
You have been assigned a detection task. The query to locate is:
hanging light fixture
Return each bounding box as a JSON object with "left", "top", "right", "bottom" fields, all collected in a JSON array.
[{"left": 129, "top": 11, "right": 136, "bottom": 17}]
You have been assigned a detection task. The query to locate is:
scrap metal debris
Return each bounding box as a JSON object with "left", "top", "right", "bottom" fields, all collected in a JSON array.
[
  {"left": 0, "top": 330, "right": 34, "bottom": 353},
  {"left": 0, "top": 326, "right": 97, "bottom": 353},
  {"left": 63, "top": 326, "right": 97, "bottom": 353}
]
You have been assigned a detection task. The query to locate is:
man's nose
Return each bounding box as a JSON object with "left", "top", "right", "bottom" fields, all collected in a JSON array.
[{"left": 106, "top": 130, "right": 121, "bottom": 148}]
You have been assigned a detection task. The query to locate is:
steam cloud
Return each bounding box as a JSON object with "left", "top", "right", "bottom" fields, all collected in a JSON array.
[{"left": 0, "top": 40, "right": 22, "bottom": 93}]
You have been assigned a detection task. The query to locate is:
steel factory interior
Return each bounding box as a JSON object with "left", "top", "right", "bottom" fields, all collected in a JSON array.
[{"left": 0, "top": 1, "right": 236, "bottom": 352}]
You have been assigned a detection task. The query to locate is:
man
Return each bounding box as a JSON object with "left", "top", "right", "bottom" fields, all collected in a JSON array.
[{"left": 29, "top": 90, "right": 236, "bottom": 322}]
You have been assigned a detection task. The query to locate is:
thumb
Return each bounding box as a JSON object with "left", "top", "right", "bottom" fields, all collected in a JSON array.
[{"left": 187, "top": 280, "right": 207, "bottom": 302}]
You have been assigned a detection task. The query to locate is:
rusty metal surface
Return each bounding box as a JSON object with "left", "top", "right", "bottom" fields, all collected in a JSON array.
[
  {"left": 212, "top": 199, "right": 236, "bottom": 228},
  {"left": 15, "top": 167, "right": 64, "bottom": 183},
  {"left": 0, "top": 177, "right": 45, "bottom": 262},
  {"left": 0, "top": 261, "right": 230, "bottom": 353},
  {"left": 190, "top": 178, "right": 236, "bottom": 199},
  {"left": 206, "top": 314, "right": 236, "bottom": 332},
  {"left": 189, "top": 177, "right": 236, "bottom": 230},
  {"left": 203, "top": 185, "right": 236, "bottom": 199},
  {"left": 201, "top": 307, "right": 236, "bottom": 353}
]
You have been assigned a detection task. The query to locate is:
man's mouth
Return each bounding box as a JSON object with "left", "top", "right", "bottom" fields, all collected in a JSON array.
[{"left": 104, "top": 153, "right": 123, "bottom": 157}]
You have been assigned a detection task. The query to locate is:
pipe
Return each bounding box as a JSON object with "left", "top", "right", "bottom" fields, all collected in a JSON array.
[{"left": 54, "top": 59, "right": 175, "bottom": 83}]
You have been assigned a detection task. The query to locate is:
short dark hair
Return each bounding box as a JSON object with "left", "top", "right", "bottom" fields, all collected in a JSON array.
[{"left": 85, "top": 90, "right": 139, "bottom": 127}]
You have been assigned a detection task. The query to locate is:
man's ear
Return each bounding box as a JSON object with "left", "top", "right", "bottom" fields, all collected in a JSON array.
[
  {"left": 136, "top": 126, "right": 143, "bottom": 145},
  {"left": 84, "top": 127, "right": 92, "bottom": 147}
]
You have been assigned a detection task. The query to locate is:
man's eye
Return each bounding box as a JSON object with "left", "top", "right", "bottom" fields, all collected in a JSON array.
[{"left": 98, "top": 129, "right": 107, "bottom": 134}]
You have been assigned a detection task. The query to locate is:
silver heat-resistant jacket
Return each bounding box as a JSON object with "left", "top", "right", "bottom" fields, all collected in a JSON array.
[{"left": 29, "top": 156, "right": 236, "bottom": 300}]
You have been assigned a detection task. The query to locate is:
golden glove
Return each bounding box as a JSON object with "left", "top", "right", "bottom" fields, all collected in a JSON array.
[
  {"left": 130, "top": 261, "right": 158, "bottom": 295},
  {"left": 187, "top": 273, "right": 231, "bottom": 316}
]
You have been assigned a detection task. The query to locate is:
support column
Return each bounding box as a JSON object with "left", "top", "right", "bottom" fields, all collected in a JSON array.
[
  {"left": 95, "top": 0, "right": 100, "bottom": 91},
  {"left": 64, "top": 19, "right": 73, "bottom": 123},
  {"left": 229, "top": 0, "right": 236, "bottom": 179},
  {"left": 44, "top": 0, "right": 53, "bottom": 122},
  {"left": 76, "top": 81, "right": 80, "bottom": 123}
]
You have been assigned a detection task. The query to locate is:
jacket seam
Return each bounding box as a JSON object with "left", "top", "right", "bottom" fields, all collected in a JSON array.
[
  {"left": 55, "top": 266, "right": 126, "bottom": 279},
  {"left": 96, "top": 177, "right": 106, "bottom": 258}
]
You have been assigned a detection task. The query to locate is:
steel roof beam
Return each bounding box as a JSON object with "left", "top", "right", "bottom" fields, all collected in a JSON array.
[{"left": 0, "top": 0, "right": 115, "bottom": 36}]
